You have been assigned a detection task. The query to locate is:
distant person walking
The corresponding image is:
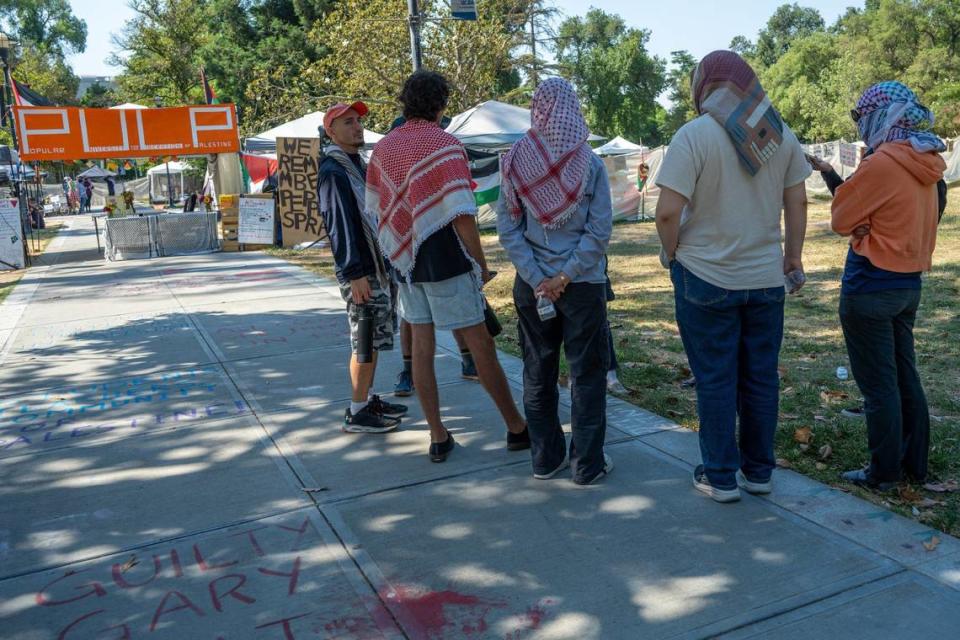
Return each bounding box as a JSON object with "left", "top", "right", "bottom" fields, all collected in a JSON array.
[
  {"left": 655, "top": 50, "right": 811, "bottom": 503},
  {"left": 809, "top": 81, "right": 947, "bottom": 491}
]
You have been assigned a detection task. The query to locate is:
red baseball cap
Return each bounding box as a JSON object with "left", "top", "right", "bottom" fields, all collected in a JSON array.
[{"left": 323, "top": 101, "right": 369, "bottom": 130}]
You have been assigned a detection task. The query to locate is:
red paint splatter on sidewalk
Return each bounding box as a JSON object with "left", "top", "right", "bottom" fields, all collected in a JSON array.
[{"left": 384, "top": 585, "right": 505, "bottom": 638}]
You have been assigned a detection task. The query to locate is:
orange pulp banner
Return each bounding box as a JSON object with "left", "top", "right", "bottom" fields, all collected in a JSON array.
[{"left": 12, "top": 104, "right": 240, "bottom": 161}]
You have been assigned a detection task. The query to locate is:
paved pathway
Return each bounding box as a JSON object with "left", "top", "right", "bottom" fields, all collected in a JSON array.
[{"left": 1, "top": 216, "right": 958, "bottom": 639}]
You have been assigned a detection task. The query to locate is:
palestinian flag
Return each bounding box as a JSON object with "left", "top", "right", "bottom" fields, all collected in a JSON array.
[
  {"left": 200, "top": 67, "right": 218, "bottom": 105},
  {"left": 469, "top": 153, "right": 500, "bottom": 206},
  {"left": 10, "top": 77, "right": 53, "bottom": 106}
]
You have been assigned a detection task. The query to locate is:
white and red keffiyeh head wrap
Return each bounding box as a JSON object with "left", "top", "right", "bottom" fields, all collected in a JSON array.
[
  {"left": 365, "top": 119, "right": 477, "bottom": 277},
  {"left": 501, "top": 78, "right": 593, "bottom": 229}
]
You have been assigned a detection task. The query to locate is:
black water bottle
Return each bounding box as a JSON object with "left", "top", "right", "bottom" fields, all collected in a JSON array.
[{"left": 356, "top": 304, "right": 374, "bottom": 363}]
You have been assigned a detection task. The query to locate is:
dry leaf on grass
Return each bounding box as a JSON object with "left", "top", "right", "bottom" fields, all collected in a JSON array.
[
  {"left": 782, "top": 386, "right": 795, "bottom": 395},
  {"left": 776, "top": 458, "right": 792, "bottom": 469},
  {"left": 898, "top": 486, "right": 924, "bottom": 504},
  {"left": 917, "top": 498, "right": 944, "bottom": 509},
  {"left": 924, "top": 480, "right": 959, "bottom": 493},
  {"left": 923, "top": 536, "right": 941, "bottom": 552},
  {"left": 794, "top": 427, "right": 814, "bottom": 444},
  {"left": 819, "top": 390, "right": 850, "bottom": 403},
  {"left": 814, "top": 415, "right": 827, "bottom": 422},
  {"left": 819, "top": 444, "right": 833, "bottom": 460},
  {"left": 799, "top": 443, "right": 811, "bottom": 452},
  {"left": 815, "top": 462, "right": 828, "bottom": 471},
  {"left": 799, "top": 354, "right": 818, "bottom": 362}
]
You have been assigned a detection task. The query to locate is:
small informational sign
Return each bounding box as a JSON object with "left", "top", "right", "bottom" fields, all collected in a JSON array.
[
  {"left": 451, "top": 0, "right": 477, "bottom": 20},
  {"left": 0, "top": 199, "right": 26, "bottom": 270},
  {"left": 839, "top": 142, "right": 859, "bottom": 168},
  {"left": 238, "top": 195, "right": 275, "bottom": 245}
]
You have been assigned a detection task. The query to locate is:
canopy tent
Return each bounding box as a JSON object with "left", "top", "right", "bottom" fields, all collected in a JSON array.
[
  {"left": 109, "top": 103, "right": 149, "bottom": 110},
  {"left": 943, "top": 137, "right": 960, "bottom": 184},
  {"left": 245, "top": 111, "right": 384, "bottom": 153},
  {"left": 445, "top": 100, "right": 605, "bottom": 149},
  {"left": 594, "top": 136, "right": 648, "bottom": 156},
  {"left": 147, "top": 161, "right": 202, "bottom": 204},
  {"left": 76, "top": 165, "right": 116, "bottom": 179}
]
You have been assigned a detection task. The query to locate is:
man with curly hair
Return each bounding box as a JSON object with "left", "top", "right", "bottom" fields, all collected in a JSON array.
[{"left": 366, "top": 70, "right": 529, "bottom": 462}]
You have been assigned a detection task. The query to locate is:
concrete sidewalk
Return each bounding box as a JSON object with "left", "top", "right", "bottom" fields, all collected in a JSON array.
[{"left": 1, "top": 215, "right": 958, "bottom": 640}]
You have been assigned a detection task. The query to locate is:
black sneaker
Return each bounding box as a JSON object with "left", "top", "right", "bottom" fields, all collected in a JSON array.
[
  {"left": 841, "top": 406, "right": 865, "bottom": 419},
  {"left": 840, "top": 468, "right": 898, "bottom": 492},
  {"left": 429, "top": 431, "right": 455, "bottom": 462},
  {"left": 368, "top": 394, "right": 408, "bottom": 417},
  {"left": 395, "top": 370, "right": 414, "bottom": 397},
  {"left": 507, "top": 426, "right": 531, "bottom": 451},
  {"left": 692, "top": 464, "right": 741, "bottom": 502},
  {"left": 344, "top": 406, "right": 400, "bottom": 434},
  {"left": 461, "top": 357, "right": 479, "bottom": 381}
]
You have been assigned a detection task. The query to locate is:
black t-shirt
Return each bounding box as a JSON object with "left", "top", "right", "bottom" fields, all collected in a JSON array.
[{"left": 410, "top": 223, "right": 473, "bottom": 283}]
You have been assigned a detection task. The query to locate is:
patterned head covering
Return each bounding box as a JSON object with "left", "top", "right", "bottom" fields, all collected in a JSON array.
[
  {"left": 691, "top": 50, "right": 784, "bottom": 176},
  {"left": 500, "top": 77, "right": 593, "bottom": 228},
  {"left": 854, "top": 81, "right": 946, "bottom": 153}
]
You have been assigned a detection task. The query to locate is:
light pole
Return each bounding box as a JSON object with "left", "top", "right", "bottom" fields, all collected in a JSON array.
[
  {"left": 407, "top": 0, "right": 423, "bottom": 71},
  {"left": 154, "top": 95, "right": 175, "bottom": 208}
]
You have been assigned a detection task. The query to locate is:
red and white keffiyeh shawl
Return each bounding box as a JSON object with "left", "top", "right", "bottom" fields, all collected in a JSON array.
[
  {"left": 365, "top": 119, "right": 477, "bottom": 277},
  {"left": 501, "top": 77, "right": 593, "bottom": 229}
]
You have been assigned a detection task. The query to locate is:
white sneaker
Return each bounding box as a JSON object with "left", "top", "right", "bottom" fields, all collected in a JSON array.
[
  {"left": 736, "top": 469, "right": 772, "bottom": 495},
  {"left": 693, "top": 465, "right": 741, "bottom": 503},
  {"left": 534, "top": 455, "right": 570, "bottom": 480},
  {"left": 576, "top": 453, "right": 614, "bottom": 485}
]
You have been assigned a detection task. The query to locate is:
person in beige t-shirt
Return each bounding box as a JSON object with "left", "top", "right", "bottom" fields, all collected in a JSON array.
[
  {"left": 656, "top": 115, "right": 811, "bottom": 289},
  {"left": 655, "top": 50, "right": 809, "bottom": 504}
]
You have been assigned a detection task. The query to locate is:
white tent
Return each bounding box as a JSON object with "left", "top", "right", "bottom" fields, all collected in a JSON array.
[
  {"left": 943, "top": 138, "right": 960, "bottom": 184},
  {"left": 77, "top": 165, "right": 116, "bottom": 179},
  {"left": 594, "top": 136, "right": 647, "bottom": 156},
  {"left": 245, "top": 111, "right": 384, "bottom": 153},
  {"left": 445, "top": 100, "right": 605, "bottom": 148},
  {"left": 147, "top": 161, "right": 201, "bottom": 204},
  {"left": 109, "top": 103, "right": 149, "bottom": 110}
]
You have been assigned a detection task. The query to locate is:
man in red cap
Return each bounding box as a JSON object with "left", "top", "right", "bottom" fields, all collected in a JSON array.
[{"left": 318, "top": 101, "right": 408, "bottom": 433}]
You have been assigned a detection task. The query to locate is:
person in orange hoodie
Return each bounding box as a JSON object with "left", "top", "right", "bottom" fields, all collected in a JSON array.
[{"left": 808, "top": 81, "right": 947, "bottom": 491}]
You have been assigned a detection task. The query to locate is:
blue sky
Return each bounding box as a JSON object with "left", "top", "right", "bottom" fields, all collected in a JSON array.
[{"left": 67, "top": 0, "right": 864, "bottom": 77}]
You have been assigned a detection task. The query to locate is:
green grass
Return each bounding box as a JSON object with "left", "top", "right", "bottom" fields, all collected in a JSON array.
[{"left": 267, "top": 195, "right": 960, "bottom": 536}]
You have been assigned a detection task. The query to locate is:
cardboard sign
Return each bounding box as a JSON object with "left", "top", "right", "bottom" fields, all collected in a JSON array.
[
  {"left": 238, "top": 194, "right": 275, "bottom": 245},
  {"left": 12, "top": 105, "right": 240, "bottom": 161},
  {"left": 839, "top": 142, "right": 859, "bottom": 168},
  {"left": 276, "top": 137, "right": 323, "bottom": 247},
  {"left": 0, "top": 199, "right": 26, "bottom": 270}
]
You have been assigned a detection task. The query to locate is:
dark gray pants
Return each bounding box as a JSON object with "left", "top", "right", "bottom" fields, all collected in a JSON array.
[
  {"left": 514, "top": 277, "right": 609, "bottom": 483},
  {"left": 839, "top": 288, "right": 929, "bottom": 483}
]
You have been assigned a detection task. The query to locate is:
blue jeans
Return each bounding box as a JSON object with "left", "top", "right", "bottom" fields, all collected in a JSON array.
[{"left": 670, "top": 261, "right": 785, "bottom": 490}]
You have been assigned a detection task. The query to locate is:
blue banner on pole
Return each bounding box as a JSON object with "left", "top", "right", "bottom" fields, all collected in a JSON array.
[{"left": 451, "top": 0, "right": 477, "bottom": 20}]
